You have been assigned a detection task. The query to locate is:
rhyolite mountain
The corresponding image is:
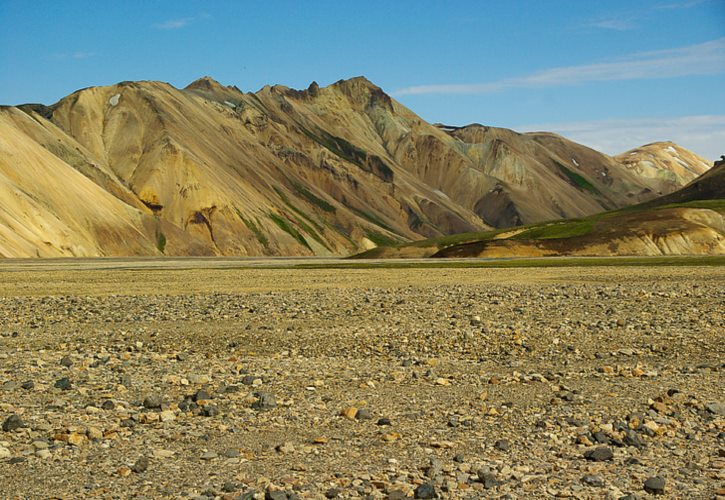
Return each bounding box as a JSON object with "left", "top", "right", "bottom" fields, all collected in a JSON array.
[
  {"left": 358, "top": 161, "right": 725, "bottom": 259},
  {"left": 0, "top": 76, "right": 712, "bottom": 257}
]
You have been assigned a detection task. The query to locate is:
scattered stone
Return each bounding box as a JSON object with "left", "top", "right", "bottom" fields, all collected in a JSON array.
[
  {"left": 2, "top": 414, "right": 24, "bottom": 432},
  {"left": 159, "top": 410, "right": 176, "bottom": 422},
  {"left": 582, "top": 474, "right": 605, "bottom": 487},
  {"left": 355, "top": 408, "right": 372, "bottom": 420},
  {"left": 54, "top": 377, "right": 72, "bottom": 390},
  {"left": 592, "top": 431, "right": 610, "bottom": 444},
  {"left": 276, "top": 442, "right": 295, "bottom": 454},
  {"left": 193, "top": 389, "right": 212, "bottom": 402},
  {"left": 131, "top": 456, "right": 150, "bottom": 473},
  {"left": 382, "top": 432, "right": 401, "bottom": 442},
  {"left": 584, "top": 447, "right": 614, "bottom": 462},
  {"left": 265, "top": 489, "right": 288, "bottom": 500},
  {"left": 86, "top": 426, "right": 103, "bottom": 440},
  {"left": 705, "top": 402, "right": 725, "bottom": 416},
  {"left": 242, "top": 375, "right": 263, "bottom": 386},
  {"left": 201, "top": 405, "right": 219, "bottom": 417},
  {"left": 67, "top": 432, "right": 86, "bottom": 446},
  {"left": 494, "top": 439, "right": 510, "bottom": 451},
  {"left": 222, "top": 481, "right": 241, "bottom": 493},
  {"left": 153, "top": 449, "right": 175, "bottom": 459},
  {"left": 643, "top": 476, "right": 665, "bottom": 495},
  {"left": 143, "top": 395, "right": 163, "bottom": 409},
  {"left": 340, "top": 407, "right": 358, "bottom": 420},
  {"left": 0, "top": 268, "right": 720, "bottom": 498},
  {"left": 478, "top": 470, "right": 498, "bottom": 489},
  {"left": 187, "top": 374, "right": 211, "bottom": 385},
  {"left": 414, "top": 482, "right": 437, "bottom": 499},
  {"left": 252, "top": 392, "right": 276, "bottom": 411}
]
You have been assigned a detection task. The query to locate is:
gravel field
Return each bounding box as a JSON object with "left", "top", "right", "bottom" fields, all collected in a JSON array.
[{"left": 0, "top": 261, "right": 723, "bottom": 499}]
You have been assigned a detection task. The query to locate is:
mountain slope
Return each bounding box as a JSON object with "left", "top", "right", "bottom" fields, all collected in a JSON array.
[
  {"left": 0, "top": 76, "right": 711, "bottom": 257},
  {"left": 0, "top": 107, "right": 178, "bottom": 257},
  {"left": 360, "top": 162, "right": 725, "bottom": 259}
]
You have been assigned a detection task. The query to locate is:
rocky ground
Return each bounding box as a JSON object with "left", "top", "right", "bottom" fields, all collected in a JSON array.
[{"left": 0, "top": 262, "right": 723, "bottom": 499}]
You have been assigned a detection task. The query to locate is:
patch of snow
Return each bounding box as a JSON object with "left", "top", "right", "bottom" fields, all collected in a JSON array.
[
  {"left": 601, "top": 172, "right": 607, "bottom": 176},
  {"left": 108, "top": 94, "right": 120, "bottom": 106},
  {"left": 571, "top": 157, "right": 579, "bottom": 166},
  {"left": 675, "top": 158, "right": 691, "bottom": 169},
  {"left": 665, "top": 146, "right": 677, "bottom": 154},
  {"left": 629, "top": 152, "right": 637, "bottom": 155},
  {"left": 223, "top": 101, "right": 236, "bottom": 109}
]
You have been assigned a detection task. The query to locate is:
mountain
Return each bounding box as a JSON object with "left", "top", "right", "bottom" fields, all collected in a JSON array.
[
  {"left": 360, "top": 162, "right": 725, "bottom": 259},
  {"left": 615, "top": 141, "right": 711, "bottom": 194},
  {"left": 0, "top": 76, "right": 711, "bottom": 257}
]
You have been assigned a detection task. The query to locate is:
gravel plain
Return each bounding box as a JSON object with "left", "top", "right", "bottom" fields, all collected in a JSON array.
[{"left": 0, "top": 260, "right": 723, "bottom": 499}]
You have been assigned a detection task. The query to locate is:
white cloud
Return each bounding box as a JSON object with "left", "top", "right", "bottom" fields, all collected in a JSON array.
[
  {"left": 590, "top": 18, "right": 638, "bottom": 31},
  {"left": 155, "top": 18, "right": 193, "bottom": 30},
  {"left": 71, "top": 51, "right": 94, "bottom": 60},
  {"left": 516, "top": 115, "right": 725, "bottom": 161},
  {"left": 656, "top": 0, "right": 714, "bottom": 9},
  {"left": 51, "top": 51, "right": 95, "bottom": 61},
  {"left": 393, "top": 38, "right": 725, "bottom": 96}
]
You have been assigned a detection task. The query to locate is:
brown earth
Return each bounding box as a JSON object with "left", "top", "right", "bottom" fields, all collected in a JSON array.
[{"left": 0, "top": 261, "right": 723, "bottom": 499}]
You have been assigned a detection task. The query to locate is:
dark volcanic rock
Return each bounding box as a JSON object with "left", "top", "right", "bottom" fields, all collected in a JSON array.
[{"left": 584, "top": 447, "right": 613, "bottom": 462}]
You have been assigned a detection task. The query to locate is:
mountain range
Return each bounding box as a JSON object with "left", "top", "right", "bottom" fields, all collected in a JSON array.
[{"left": 0, "top": 76, "right": 714, "bottom": 258}]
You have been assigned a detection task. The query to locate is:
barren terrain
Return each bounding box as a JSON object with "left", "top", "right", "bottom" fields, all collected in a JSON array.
[
  {"left": 0, "top": 259, "right": 723, "bottom": 499},
  {"left": 1, "top": 77, "right": 711, "bottom": 258}
]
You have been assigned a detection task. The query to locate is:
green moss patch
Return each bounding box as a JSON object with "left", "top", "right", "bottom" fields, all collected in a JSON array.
[
  {"left": 268, "top": 213, "right": 312, "bottom": 250},
  {"left": 557, "top": 162, "right": 600, "bottom": 195}
]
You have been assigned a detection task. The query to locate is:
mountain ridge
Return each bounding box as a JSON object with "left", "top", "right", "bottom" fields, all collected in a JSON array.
[{"left": 0, "top": 75, "right": 712, "bottom": 257}]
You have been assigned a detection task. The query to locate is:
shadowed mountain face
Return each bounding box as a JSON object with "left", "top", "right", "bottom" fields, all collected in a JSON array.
[{"left": 0, "top": 76, "right": 711, "bottom": 257}]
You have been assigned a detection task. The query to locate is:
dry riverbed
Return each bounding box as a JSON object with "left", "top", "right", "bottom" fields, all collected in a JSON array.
[{"left": 0, "top": 261, "right": 723, "bottom": 499}]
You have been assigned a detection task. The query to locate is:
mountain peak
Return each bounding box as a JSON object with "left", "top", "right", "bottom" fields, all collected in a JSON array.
[
  {"left": 185, "top": 76, "right": 227, "bottom": 92},
  {"left": 331, "top": 76, "right": 379, "bottom": 92},
  {"left": 330, "top": 76, "right": 393, "bottom": 110}
]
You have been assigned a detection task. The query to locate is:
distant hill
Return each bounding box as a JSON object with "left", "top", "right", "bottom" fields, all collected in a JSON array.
[
  {"left": 358, "top": 162, "right": 725, "bottom": 259},
  {"left": 0, "top": 76, "right": 711, "bottom": 257}
]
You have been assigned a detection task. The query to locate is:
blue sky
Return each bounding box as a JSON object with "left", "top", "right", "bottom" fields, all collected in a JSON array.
[{"left": 1, "top": 0, "right": 724, "bottom": 158}]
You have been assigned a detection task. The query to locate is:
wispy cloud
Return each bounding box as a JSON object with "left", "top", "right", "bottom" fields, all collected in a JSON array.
[
  {"left": 154, "top": 13, "right": 211, "bottom": 30},
  {"left": 393, "top": 38, "right": 725, "bottom": 96},
  {"left": 70, "top": 51, "right": 94, "bottom": 60},
  {"left": 656, "top": 0, "right": 713, "bottom": 9},
  {"left": 155, "top": 17, "right": 193, "bottom": 30},
  {"left": 590, "top": 17, "right": 638, "bottom": 31},
  {"left": 51, "top": 51, "right": 95, "bottom": 61},
  {"left": 517, "top": 115, "right": 725, "bottom": 161}
]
